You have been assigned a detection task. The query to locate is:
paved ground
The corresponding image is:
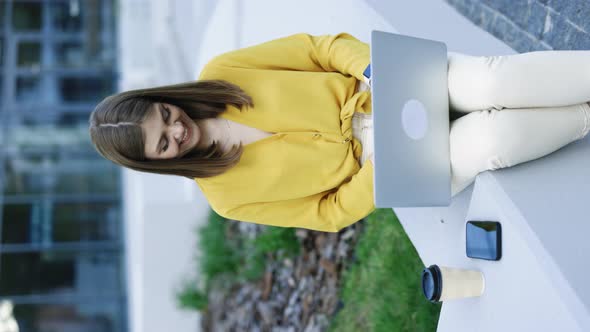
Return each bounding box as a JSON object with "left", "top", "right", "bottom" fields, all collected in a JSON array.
[{"left": 445, "top": 0, "right": 590, "bottom": 51}]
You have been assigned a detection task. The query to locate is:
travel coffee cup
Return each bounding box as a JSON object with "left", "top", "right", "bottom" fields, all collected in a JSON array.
[{"left": 421, "top": 264, "right": 485, "bottom": 302}]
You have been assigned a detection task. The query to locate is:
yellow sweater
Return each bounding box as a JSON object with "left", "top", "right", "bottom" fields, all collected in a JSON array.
[{"left": 195, "top": 32, "right": 374, "bottom": 233}]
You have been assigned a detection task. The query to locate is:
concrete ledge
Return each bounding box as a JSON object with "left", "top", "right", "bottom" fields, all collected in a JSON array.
[
  {"left": 472, "top": 136, "right": 590, "bottom": 329},
  {"left": 365, "top": 0, "right": 590, "bottom": 330}
]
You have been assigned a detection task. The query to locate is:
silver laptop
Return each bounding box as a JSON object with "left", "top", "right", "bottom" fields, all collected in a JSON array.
[{"left": 370, "top": 30, "right": 451, "bottom": 207}]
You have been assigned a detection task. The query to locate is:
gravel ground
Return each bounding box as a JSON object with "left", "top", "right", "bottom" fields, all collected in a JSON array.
[{"left": 200, "top": 220, "right": 365, "bottom": 332}]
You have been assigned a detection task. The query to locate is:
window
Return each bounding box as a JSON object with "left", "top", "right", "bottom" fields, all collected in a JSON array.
[
  {"left": 54, "top": 167, "right": 119, "bottom": 195},
  {"left": 54, "top": 39, "right": 112, "bottom": 69},
  {"left": 0, "top": 38, "right": 4, "bottom": 66},
  {"left": 17, "top": 41, "right": 42, "bottom": 69},
  {"left": 58, "top": 111, "right": 91, "bottom": 125},
  {"left": 0, "top": 251, "right": 122, "bottom": 296},
  {"left": 0, "top": 251, "right": 74, "bottom": 295},
  {"left": 1, "top": 204, "right": 34, "bottom": 244},
  {"left": 13, "top": 302, "right": 123, "bottom": 332},
  {"left": 52, "top": 202, "right": 119, "bottom": 242},
  {"left": 0, "top": 201, "right": 119, "bottom": 245},
  {"left": 54, "top": 41, "right": 84, "bottom": 67},
  {"left": 16, "top": 76, "right": 42, "bottom": 102},
  {"left": 0, "top": 2, "right": 4, "bottom": 28},
  {"left": 12, "top": 2, "right": 43, "bottom": 31},
  {"left": 51, "top": 1, "right": 82, "bottom": 32},
  {"left": 59, "top": 76, "right": 112, "bottom": 102},
  {"left": 3, "top": 152, "right": 119, "bottom": 196}
]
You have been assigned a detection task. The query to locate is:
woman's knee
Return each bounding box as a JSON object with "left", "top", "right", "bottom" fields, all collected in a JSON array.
[
  {"left": 450, "top": 109, "right": 514, "bottom": 174},
  {"left": 476, "top": 109, "right": 526, "bottom": 170},
  {"left": 447, "top": 52, "right": 503, "bottom": 112}
]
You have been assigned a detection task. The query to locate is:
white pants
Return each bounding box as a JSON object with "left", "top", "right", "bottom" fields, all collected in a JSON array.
[{"left": 353, "top": 50, "right": 590, "bottom": 197}]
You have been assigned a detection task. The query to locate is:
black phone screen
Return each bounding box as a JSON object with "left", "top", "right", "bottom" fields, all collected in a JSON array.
[{"left": 466, "top": 221, "right": 502, "bottom": 261}]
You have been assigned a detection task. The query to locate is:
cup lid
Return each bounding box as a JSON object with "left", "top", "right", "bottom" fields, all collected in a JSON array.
[{"left": 421, "top": 264, "right": 442, "bottom": 302}]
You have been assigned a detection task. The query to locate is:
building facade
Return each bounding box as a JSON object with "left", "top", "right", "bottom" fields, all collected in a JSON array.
[{"left": 0, "top": 1, "right": 127, "bottom": 331}]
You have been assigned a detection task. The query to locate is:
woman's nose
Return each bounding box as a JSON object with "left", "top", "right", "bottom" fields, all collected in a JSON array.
[{"left": 170, "top": 121, "right": 184, "bottom": 142}]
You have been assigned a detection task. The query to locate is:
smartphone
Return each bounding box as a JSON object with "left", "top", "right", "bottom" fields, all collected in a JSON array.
[
  {"left": 363, "top": 63, "right": 371, "bottom": 79},
  {"left": 466, "top": 220, "right": 502, "bottom": 261}
]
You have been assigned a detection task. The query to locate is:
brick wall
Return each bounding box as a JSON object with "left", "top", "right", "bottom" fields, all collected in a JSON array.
[{"left": 445, "top": 0, "right": 590, "bottom": 51}]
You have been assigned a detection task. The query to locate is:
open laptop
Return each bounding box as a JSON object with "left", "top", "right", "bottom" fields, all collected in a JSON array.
[{"left": 369, "top": 30, "right": 451, "bottom": 207}]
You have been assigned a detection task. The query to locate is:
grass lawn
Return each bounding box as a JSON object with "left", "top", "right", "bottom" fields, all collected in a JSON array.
[
  {"left": 328, "top": 208, "right": 442, "bottom": 332},
  {"left": 178, "top": 208, "right": 441, "bottom": 331}
]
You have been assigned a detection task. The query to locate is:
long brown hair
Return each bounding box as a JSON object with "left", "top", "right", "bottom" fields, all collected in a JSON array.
[{"left": 89, "top": 80, "right": 254, "bottom": 179}]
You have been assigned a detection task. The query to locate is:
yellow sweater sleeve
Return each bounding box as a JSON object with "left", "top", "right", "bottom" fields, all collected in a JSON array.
[
  {"left": 207, "top": 160, "right": 376, "bottom": 233},
  {"left": 206, "top": 32, "right": 371, "bottom": 82}
]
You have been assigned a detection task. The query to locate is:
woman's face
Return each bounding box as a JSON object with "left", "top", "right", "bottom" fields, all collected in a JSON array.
[{"left": 141, "top": 102, "right": 201, "bottom": 160}]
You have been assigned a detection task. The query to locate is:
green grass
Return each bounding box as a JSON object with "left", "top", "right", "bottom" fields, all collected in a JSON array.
[
  {"left": 176, "top": 207, "right": 441, "bottom": 332},
  {"left": 234, "top": 225, "right": 300, "bottom": 282},
  {"left": 328, "top": 208, "right": 441, "bottom": 332},
  {"left": 175, "top": 210, "right": 300, "bottom": 311},
  {"left": 175, "top": 211, "right": 235, "bottom": 311}
]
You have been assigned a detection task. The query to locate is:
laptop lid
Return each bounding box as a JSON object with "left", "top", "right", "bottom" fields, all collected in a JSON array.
[{"left": 370, "top": 30, "right": 451, "bottom": 207}]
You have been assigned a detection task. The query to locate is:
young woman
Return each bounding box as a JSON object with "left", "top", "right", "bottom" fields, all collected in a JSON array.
[{"left": 89, "top": 32, "right": 590, "bottom": 233}]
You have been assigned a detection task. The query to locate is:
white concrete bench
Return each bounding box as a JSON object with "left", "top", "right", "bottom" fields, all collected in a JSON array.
[
  {"left": 395, "top": 134, "right": 590, "bottom": 331},
  {"left": 367, "top": 0, "right": 590, "bottom": 330}
]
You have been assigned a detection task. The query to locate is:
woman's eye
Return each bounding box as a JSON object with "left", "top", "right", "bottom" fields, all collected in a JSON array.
[{"left": 160, "top": 105, "right": 171, "bottom": 153}]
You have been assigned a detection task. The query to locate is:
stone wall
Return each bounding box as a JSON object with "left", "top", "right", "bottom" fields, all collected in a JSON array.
[{"left": 445, "top": 0, "right": 590, "bottom": 51}]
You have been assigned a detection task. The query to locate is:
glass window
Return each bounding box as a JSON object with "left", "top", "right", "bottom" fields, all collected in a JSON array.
[
  {"left": 4, "top": 150, "right": 119, "bottom": 195},
  {"left": 59, "top": 76, "right": 113, "bottom": 102},
  {"left": 1, "top": 251, "right": 75, "bottom": 295},
  {"left": 54, "top": 168, "right": 119, "bottom": 195},
  {"left": 0, "top": 2, "right": 4, "bottom": 28},
  {"left": 0, "top": 38, "right": 4, "bottom": 66},
  {"left": 54, "top": 41, "right": 84, "bottom": 67},
  {"left": 17, "top": 41, "right": 42, "bottom": 68},
  {"left": 51, "top": 1, "right": 82, "bottom": 32},
  {"left": 0, "top": 251, "right": 123, "bottom": 296},
  {"left": 52, "top": 202, "right": 120, "bottom": 242},
  {"left": 1, "top": 204, "right": 34, "bottom": 244},
  {"left": 0, "top": 201, "right": 119, "bottom": 244},
  {"left": 13, "top": 302, "right": 124, "bottom": 332},
  {"left": 3, "top": 151, "right": 60, "bottom": 195},
  {"left": 16, "top": 76, "right": 42, "bottom": 102},
  {"left": 54, "top": 39, "right": 112, "bottom": 69},
  {"left": 58, "top": 111, "right": 91, "bottom": 126},
  {"left": 12, "top": 1, "right": 43, "bottom": 31},
  {"left": 3, "top": 167, "right": 50, "bottom": 195}
]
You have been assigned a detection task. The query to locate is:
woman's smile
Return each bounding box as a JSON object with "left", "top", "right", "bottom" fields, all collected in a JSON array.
[
  {"left": 180, "top": 118, "right": 192, "bottom": 147},
  {"left": 175, "top": 109, "right": 198, "bottom": 157},
  {"left": 141, "top": 102, "right": 201, "bottom": 160}
]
